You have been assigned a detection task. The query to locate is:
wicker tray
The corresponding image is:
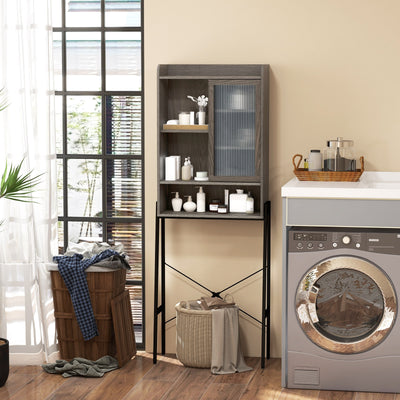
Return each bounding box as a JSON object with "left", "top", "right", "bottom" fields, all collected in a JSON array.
[{"left": 292, "top": 154, "right": 364, "bottom": 182}]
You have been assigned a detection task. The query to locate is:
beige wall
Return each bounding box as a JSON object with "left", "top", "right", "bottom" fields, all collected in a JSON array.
[{"left": 144, "top": 0, "right": 400, "bottom": 357}]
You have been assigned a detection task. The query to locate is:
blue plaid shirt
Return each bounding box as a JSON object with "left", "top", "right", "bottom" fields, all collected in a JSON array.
[{"left": 53, "top": 249, "right": 119, "bottom": 341}]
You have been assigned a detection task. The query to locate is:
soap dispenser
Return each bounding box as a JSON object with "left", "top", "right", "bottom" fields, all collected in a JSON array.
[
  {"left": 171, "top": 192, "right": 183, "bottom": 212},
  {"left": 181, "top": 158, "right": 191, "bottom": 181},
  {"left": 196, "top": 186, "right": 206, "bottom": 212},
  {"left": 246, "top": 192, "right": 254, "bottom": 214},
  {"left": 183, "top": 195, "right": 197, "bottom": 212}
]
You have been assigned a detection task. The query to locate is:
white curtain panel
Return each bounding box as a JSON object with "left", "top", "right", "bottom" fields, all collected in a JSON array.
[{"left": 0, "top": 0, "right": 58, "bottom": 364}]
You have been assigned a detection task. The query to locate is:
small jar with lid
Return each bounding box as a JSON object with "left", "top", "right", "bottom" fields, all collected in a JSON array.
[
  {"left": 209, "top": 200, "right": 220, "bottom": 212},
  {"left": 308, "top": 150, "right": 322, "bottom": 171},
  {"left": 323, "top": 137, "right": 355, "bottom": 171}
]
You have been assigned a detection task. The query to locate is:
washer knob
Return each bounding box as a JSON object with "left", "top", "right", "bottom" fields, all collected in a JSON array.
[{"left": 342, "top": 235, "right": 351, "bottom": 245}]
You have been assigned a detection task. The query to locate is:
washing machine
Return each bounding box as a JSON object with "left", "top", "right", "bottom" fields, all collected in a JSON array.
[{"left": 285, "top": 227, "right": 400, "bottom": 393}]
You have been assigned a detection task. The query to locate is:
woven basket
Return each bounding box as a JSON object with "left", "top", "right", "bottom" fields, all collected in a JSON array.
[
  {"left": 50, "top": 268, "right": 126, "bottom": 361},
  {"left": 175, "top": 301, "right": 212, "bottom": 368},
  {"left": 293, "top": 154, "right": 364, "bottom": 182}
]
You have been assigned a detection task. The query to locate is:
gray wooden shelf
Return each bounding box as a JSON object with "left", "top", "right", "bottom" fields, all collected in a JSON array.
[
  {"left": 158, "top": 210, "right": 263, "bottom": 220},
  {"left": 160, "top": 180, "right": 261, "bottom": 186}
]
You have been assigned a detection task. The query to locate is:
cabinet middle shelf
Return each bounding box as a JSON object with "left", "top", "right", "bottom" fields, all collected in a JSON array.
[{"left": 159, "top": 180, "right": 261, "bottom": 186}]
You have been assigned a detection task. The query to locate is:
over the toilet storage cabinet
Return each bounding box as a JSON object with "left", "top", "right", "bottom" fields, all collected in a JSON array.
[
  {"left": 155, "top": 64, "right": 270, "bottom": 367},
  {"left": 157, "top": 64, "right": 269, "bottom": 218}
]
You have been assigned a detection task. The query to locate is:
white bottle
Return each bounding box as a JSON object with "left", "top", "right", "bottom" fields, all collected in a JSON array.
[
  {"left": 308, "top": 149, "right": 322, "bottom": 171},
  {"left": 171, "top": 192, "right": 183, "bottom": 212},
  {"left": 183, "top": 195, "right": 197, "bottom": 212},
  {"left": 196, "top": 186, "right": 206, "bottom": 212},
  {"left": 246, "top": 192, "right": 254, "bottom": 214},
  {"left": 181, "top": 158, "right": 191, "bottom": 181},
  {"left": 187, "top": 156, "right": 194, "bottom": 178}
]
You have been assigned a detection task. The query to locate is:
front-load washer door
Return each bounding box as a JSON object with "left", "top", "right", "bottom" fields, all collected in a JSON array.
[{"left": 296, "top": 256, "right": 397, "bottom": 354}]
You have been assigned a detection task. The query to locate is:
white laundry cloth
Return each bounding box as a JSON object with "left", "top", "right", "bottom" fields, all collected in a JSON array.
[{"left": 211, "top": 306, "right": 252, "bottom": 374}]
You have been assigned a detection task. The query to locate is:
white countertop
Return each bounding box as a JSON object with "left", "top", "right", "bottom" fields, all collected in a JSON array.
[{"left": 281, "top": 172, "right": 400, "bottom": 199}]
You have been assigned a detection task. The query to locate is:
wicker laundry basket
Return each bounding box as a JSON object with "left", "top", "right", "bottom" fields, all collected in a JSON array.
[{"left": 175, "top": 301, "right": 212, "bottom": 368}]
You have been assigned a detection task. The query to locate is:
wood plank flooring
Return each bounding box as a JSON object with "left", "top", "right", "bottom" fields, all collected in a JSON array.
[{"left": 0, "top": 353, "right": 398, "bottom": 399}]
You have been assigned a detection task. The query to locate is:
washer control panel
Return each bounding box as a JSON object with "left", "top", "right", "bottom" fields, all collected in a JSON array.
[{"left": 289, "top": 228, "right": 400, "bottom": 254}]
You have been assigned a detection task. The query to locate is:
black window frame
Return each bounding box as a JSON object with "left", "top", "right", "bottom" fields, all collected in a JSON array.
[{"left": 53, "top": 0, "right": 145, "bottom": 348}]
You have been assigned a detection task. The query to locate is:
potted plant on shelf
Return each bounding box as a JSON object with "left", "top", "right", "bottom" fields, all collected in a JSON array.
[{"left": 0, "top": 88, "right": 42, "bottom": 387}]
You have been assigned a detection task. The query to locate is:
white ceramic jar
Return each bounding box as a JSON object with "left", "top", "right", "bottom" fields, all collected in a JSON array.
[{"left": 308, "top": 149, "right": 322, "bottom": 171}]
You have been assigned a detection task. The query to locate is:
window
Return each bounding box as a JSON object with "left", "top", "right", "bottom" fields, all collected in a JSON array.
[{"left": 53, "top": 0, "right": 144, "bottom": 346}]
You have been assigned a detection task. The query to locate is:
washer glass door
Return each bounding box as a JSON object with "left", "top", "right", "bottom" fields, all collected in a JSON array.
[{"left": 296, "top": 256, "right": 397, "bottom": 354}]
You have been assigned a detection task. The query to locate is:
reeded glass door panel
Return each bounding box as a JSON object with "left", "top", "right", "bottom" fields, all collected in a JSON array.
[
  {"left": 105, "top": 32, "right": 141, "bottom": 91},
  {"left": 211, "top": 81, "right": 260, "bottom": 179},
  {"left": 106, "top": 96, "right": 142, "bottom": 155},
  {"left": 66, "top": 32, "right": 101, "bottom": 91}
]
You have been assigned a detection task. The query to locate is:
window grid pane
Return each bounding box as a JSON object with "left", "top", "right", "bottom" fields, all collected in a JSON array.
[
  {"left": 106, "top": 96, "right": 142, "bottom": 155},
  {"left": 55, "top": 0, "right": 144, "bottom": 348}
]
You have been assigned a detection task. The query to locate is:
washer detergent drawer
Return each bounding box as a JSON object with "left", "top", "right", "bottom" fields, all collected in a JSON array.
[{"left": 286, "top": 198, "right": 400, "bottom": 228}]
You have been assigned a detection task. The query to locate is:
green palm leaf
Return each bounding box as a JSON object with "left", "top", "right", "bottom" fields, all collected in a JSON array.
[
  {"left": 0, "top": 87, "right": 8, "bottom": 112},
  {"left": 0, "top": 160, "right": 43, "bottom": 202}
]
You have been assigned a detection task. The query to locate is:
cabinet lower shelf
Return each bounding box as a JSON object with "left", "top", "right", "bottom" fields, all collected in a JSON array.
[{"left": 158, "top": 210, "right": 263, "bottom": 220}]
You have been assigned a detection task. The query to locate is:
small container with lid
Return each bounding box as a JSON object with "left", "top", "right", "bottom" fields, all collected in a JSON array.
[
  {"left": 308, "top": 150, "right": 322, "bottom": 171},
  {"left": 323, "top": 137, "right": 355, "bottom": 171},
  {"left": 209, "top": 200, "right": 220, "bottom": 212}
]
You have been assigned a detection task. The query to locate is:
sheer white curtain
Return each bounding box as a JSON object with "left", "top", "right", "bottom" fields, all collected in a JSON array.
[{"left": 0, "top": 0, "right": 58, "bottom": 364}]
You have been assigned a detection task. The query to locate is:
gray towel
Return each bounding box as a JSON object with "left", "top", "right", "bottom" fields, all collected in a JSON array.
[
  {"left": 42, "top": 355, "right": 119, "bottom": 378},
  {"left": 211, "top": 307, "right": 252, "bottom": 374}
]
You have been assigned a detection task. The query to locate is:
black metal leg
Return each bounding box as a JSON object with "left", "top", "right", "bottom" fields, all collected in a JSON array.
[
  {"left": 153, "top": 204, "right": 160, "bottom": 364},
  {"left": 266, "top": 201, "right": 271, "bottom": 361},
  {"left": 161, "top": 218, "right": 166, "bottom": 355},
  {"left": 261, "top": 201, "right": 271, "bottom": 368}
]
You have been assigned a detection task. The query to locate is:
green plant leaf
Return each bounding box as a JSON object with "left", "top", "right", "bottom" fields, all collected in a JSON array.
[{"left": 0, "top": 160, "right": 43, "bottom": 202}]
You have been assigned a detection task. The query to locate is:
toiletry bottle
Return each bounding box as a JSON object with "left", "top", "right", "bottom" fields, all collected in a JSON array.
[
  {"left": 304, "top": 158, "right": 308, "bottom": 170},
  {"left": 183, "top": 195, "right": 197, "bottom": 212},
  {"left": 187, "top": 156, "right": 194, "bottom": 178},
  {"left": 308, "top": 150, "right": 322, "bottom": 171},
  {"left": 196, "top": 186, "right": 206, "bottom": 212},
  {"left": 181, "top": 157, "right": 191, "bottom": 181},
  {"left": 246, "top": 192, "right": 254, "bottom": 214},
  {"left": 171, "top": 192, "right": 183, "bottom": 212}
]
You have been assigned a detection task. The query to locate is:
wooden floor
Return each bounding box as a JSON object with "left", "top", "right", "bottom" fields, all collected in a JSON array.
[{"left": 0, "top": 353, "right": 398, "bottom": 399}]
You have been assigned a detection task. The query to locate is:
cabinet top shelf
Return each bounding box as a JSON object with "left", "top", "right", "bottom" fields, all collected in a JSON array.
[
  {"left": 159, "top": 75, "right": 261, "bottom": 80},
  {"left": 158, "top": 64, "right": 269, "bottom": 80}
]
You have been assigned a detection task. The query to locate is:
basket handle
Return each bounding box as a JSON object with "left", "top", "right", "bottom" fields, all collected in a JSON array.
[
  {"left": 359, "top": 156, "right": 364, "bottom": 172},
  {"left": 292, "top": 154, "right": 303, "bottom": 170}
]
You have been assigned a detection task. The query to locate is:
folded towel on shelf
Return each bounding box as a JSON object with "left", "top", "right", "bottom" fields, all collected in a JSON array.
[
  {"left": 42, "top": 355, "right": 119, "bottom": 378},
  {"left": 211, "top": 306, "right": 252, "bottom": 375}
]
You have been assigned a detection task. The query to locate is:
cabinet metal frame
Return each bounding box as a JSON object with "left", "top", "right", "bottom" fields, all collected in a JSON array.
[{"left": 152, "top": 201, "right": 271, "bottom": 368}]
